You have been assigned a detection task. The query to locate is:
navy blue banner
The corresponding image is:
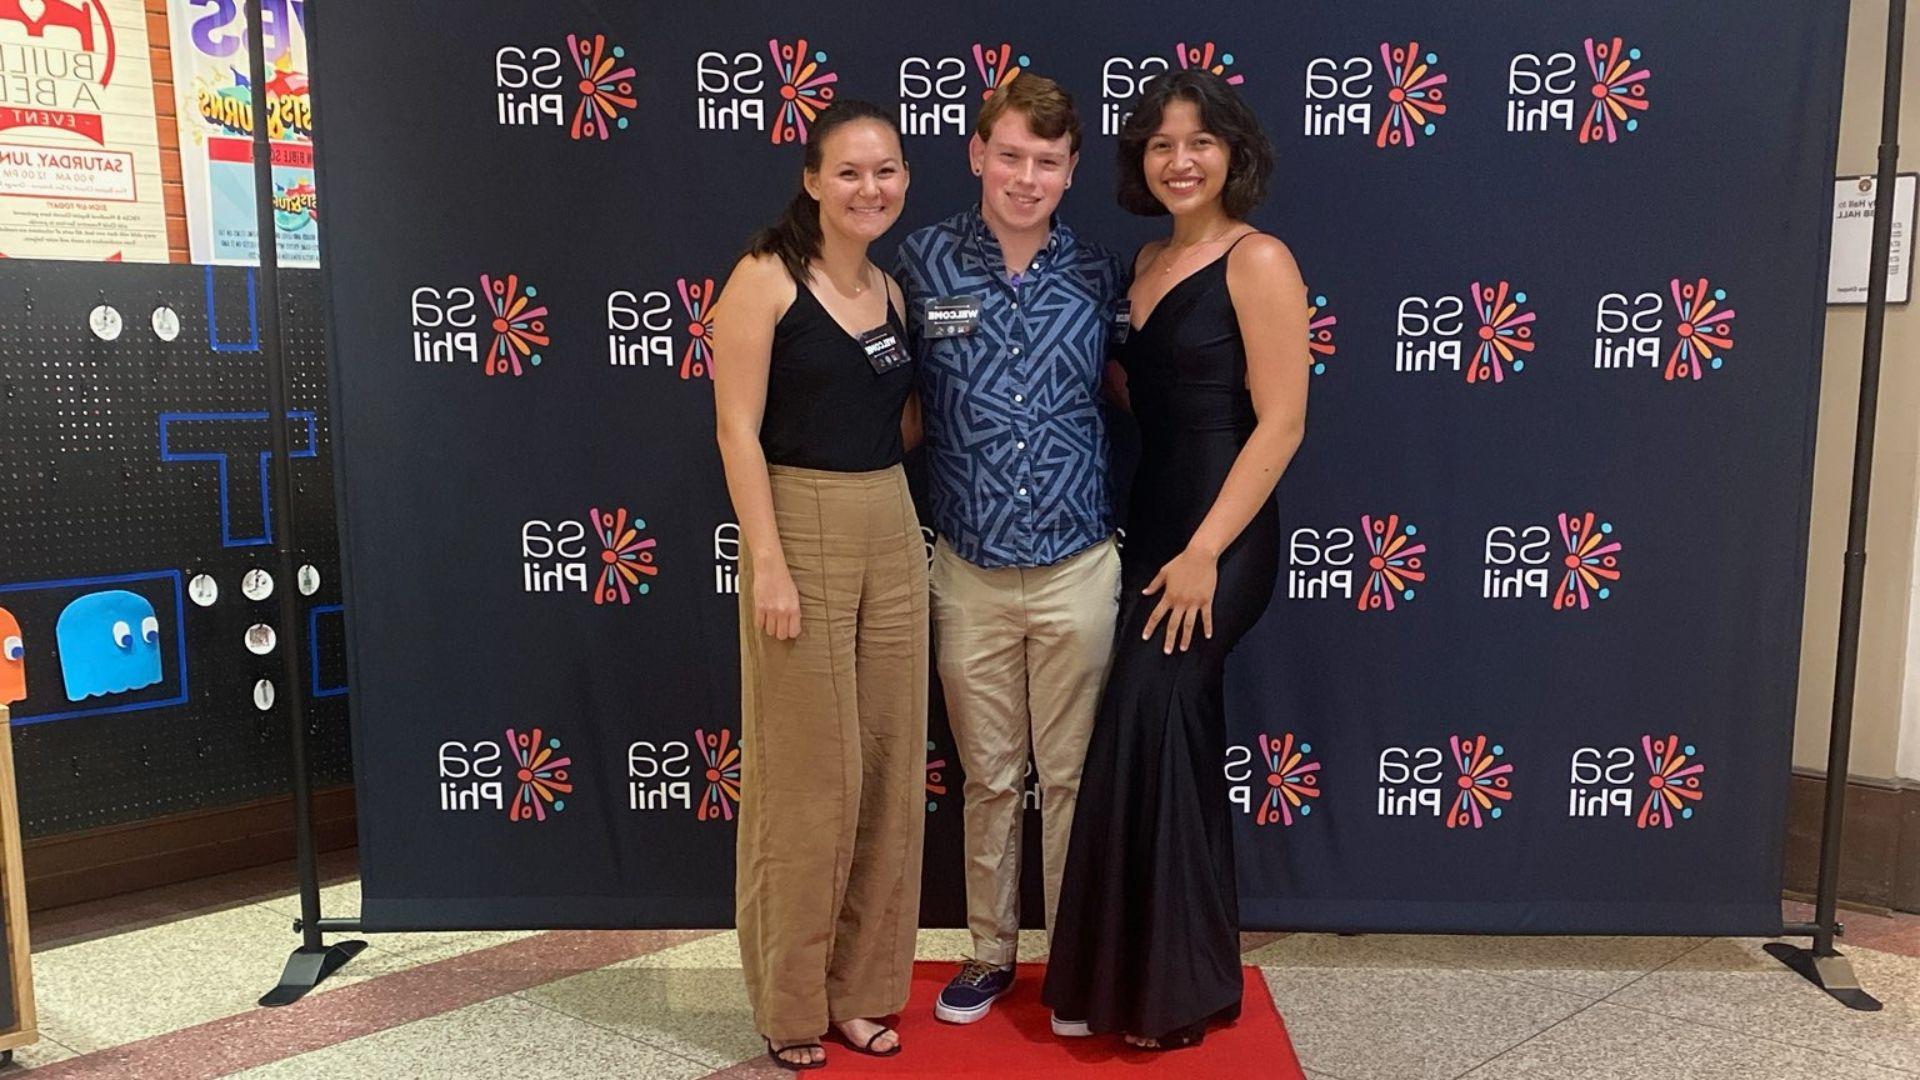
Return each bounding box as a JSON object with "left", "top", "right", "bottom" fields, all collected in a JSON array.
[{"left": 314, "top": 0, "right": 1848, "bottom": 932}]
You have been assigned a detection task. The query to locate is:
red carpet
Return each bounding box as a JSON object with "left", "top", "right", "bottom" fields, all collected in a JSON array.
[{"left": 822, "top": 962, "right": 1305, "bottom": 1077}]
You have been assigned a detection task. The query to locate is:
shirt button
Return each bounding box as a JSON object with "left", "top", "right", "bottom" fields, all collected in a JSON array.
[
  {"left": 1013, "top": 393, "right": 1025, "bottom": 404},
  {"left": 1030, "top": 260, "right": 1041, "bottom": 270},
  {"left": 1016, "top": 440, "right": 1027, "bottom": 450},
  {"left": 1011, "top": 346, "right": 1022, "bottom": 357},
  {"left": 1018, "top": 487, "right": 1029, "bottom": 496}
]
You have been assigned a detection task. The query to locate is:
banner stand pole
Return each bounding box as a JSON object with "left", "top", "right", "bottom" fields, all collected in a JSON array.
[
  {"left": 1764, "top": 0, "right": 1904, "bottom": 1013},
  {"left": 247, "top": 0, "right": 365, "bottom": 1007}
]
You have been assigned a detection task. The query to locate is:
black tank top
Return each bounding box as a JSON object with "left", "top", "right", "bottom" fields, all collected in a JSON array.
[{"left": 760, "top": 283, "right": 913, "bottom": 472}]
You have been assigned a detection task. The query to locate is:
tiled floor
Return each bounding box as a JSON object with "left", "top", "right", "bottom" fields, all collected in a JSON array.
[{"left": 12, "top": 854, "right": 1920, "bottom": 1078}]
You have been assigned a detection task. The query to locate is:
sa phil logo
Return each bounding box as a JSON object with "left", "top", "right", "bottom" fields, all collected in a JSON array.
[
  {"left": 697, "top": 38, "right": 838, "bottom": 143},
  {"left": 521, "top": 506, "right": 659, "bottom": 603},
  {"left": 1225, "top": 732, "right": 1321, "bottom": 825},
  {"left": 1569, "top": 734, "right": 1705, "bottom": 827},
  {"left": 1287, "top": 513, "right": 1427, "bottom": 612},
  {"left": 607, "top": 277, "right": 716, "bottom": 377},
  {"left": 1482, "top": 511, "right": 1623, "bottom": 610},
  {"left": 898, "top": 43, "right": 1025, "bottom": 137},
  {"left": 1378, "top": 734, "right": 1513, "bottom": 828},
  {"left": 494, "top": 33, "right": 637, "bottom": 140},
  {"left": 1396, "top": 280, "right": 1536, "bottom": 384},
  {"left": 1100, "top": 40, "right": 1243, "bottom": 136},
  {"left": 437, "top": 727, "right": 573, "bottom": 822},
  {"left": 1593, "top": 277, "right": 1736, "bottom": 381},
  {"left": 411, "top": 273, "right": 550, "bottom": 377},
  {"left": 627, "top": 728, "right": 741, "bottom": 820},
  {"left": 1305, "top": 41, "right": 1447, "bottom": 147},
  {"left": 1307, "top": 289, "right": 1336, "bottom": 375},
  {"left": 1507, "top": 37, "right": 1649, "bottom": 143}
]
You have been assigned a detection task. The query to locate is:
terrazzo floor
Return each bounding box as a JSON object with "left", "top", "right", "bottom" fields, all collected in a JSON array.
[{"left": 11, "top": 852, "right": 1920, "bottom": 1078}]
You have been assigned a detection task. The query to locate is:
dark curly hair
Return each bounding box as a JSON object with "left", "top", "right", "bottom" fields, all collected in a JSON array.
[{"left": 1116, "top": 69, "right": 1273, "bottom": 218}]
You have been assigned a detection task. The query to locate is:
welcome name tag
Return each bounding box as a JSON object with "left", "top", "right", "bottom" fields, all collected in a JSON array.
[
  {"left": 923, "top": 295, "right": 982, "bottom": 338},
  {"left": 1111, "top": 299, "right": 1133, "bottom": 344},
  {"left": 860, "top": 325, "right": 909, "bottom": 375}
]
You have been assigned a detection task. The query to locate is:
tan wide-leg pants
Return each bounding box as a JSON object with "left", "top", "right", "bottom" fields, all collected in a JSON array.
[
  {"left": 736, "top": 464, "right": 929, "bottom": 1042},
  {"left": 930, "top": 536, "right": 1120, "bottom": 968}
]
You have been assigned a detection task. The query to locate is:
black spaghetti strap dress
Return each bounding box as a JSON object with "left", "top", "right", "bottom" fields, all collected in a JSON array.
[{"left": 1042, "top": 237, "right": 1279, "bottom": 1041}]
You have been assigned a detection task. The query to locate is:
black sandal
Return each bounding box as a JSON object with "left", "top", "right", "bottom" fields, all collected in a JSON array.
[
  {"left": 829, "top": 1022, "right": 902, "bottom": 1058},
  {"left": 764, "top": 1037, "right": 827, "bottom": 1071},
  {"left": 1133, "top": 1002, "right": 1238, "bottom": 1053},
  {"left": 1135, "top": 1020, "right": 1206, "bottom": 1052}
]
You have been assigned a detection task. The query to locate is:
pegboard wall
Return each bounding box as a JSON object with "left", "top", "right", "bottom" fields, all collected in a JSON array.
[{"left": 0, "top": 259, "right": 348, "bottom": 839}]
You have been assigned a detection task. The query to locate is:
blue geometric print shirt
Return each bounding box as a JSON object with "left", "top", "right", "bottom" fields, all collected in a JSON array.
[{"left": 894, "top": 206, "right": 1128, "bottom": 569}]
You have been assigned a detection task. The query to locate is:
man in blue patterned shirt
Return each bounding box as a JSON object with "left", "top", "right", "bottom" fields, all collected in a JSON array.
[{"left": 893, "top": 74, "right": 1127, "bottom": 1035}]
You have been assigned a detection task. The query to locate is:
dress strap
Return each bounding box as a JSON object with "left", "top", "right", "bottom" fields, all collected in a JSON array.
[{"left": 1223, "top": 230, "right": 1265, "bottom": 257}]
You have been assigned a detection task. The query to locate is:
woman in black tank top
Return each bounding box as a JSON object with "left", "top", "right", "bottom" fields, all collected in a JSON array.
[{"left": 711, "top": 100, "right": 928, "bottom": 1071}]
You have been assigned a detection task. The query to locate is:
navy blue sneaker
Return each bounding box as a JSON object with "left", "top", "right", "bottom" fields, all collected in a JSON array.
[{"left": 934, "top": 959, "right": 1014, "bottom": 1023}]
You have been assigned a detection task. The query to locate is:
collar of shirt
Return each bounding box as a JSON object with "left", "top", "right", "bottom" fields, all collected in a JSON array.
[{"left": 963, "top": 203, "right": 1068, "bottom": 290}]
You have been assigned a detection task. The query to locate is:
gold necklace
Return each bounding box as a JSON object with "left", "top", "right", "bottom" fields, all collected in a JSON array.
[
  {"left": 822, "top": 262, "right": 871, "bottom": 297},
  {"left": 1156, "top": 227, "right": 1242, "bottom": 275}
]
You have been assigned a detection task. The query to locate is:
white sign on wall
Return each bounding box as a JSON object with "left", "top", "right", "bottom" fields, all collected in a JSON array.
[{"left": 1829, "top": 174, "right": 1916, "bottom": 305}]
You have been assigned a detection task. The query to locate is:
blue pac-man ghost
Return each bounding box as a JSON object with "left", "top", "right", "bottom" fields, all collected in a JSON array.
[{"left": 57, "top": 591, "right": 163, "bottom": 702}]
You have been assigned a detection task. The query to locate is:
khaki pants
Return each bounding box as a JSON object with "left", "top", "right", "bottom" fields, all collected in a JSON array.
[
  {"left": 736, "top": 464, "right": 929, "bottom": 1041},
  {"left": 930, "top": 536, "right": 1120, "bottom": 967}
]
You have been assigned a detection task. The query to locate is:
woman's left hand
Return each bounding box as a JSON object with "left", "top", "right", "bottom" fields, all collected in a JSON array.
[{"left": 1140, "top": 547, "right": 1219, "bottom": 655}]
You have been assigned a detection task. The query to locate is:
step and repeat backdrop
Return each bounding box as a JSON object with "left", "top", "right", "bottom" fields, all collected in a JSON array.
[{"left": 314, "top": 0, "right": 1848, "bottom": 932}]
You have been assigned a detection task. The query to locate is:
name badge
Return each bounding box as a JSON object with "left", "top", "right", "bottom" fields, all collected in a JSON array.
[
  {"left": 923, "top": 295, "right": 983, "bottom": 338},
  {"left": 1111, "top": 299, "right": 1133, "bottom": 344},
  {"left": 860, "top": 325, "right": 910, "bottom": 375}
]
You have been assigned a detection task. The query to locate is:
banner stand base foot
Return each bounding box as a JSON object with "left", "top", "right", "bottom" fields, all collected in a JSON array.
[
  {"left": 259, "top": 939, "right": 368, "bottom": 1007},
  {"left": 1764, "top": 942, "right": 1883, "bottom": 1011}
]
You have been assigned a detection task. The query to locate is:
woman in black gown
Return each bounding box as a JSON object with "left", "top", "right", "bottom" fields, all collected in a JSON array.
[{"left": 1042, "top": 70, "right": 1310, "bottom": 1051}]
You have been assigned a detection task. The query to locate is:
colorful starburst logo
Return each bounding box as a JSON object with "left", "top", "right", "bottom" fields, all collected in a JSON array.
[
  {"left": 1359, "top": 513, "right": 1425, "bottom": 612},
  {"left": 592, "top": 506, "right": 659, "bottom": 605},
  {"left": 679, "top": 277, "right": 716, "bottom": 379},
  {"left": 1177, "top": 40, "right": 1244, "bottom": 85},
  {"left": 769, "top": 38, "right": 838, "bottom": 144},
  {"left": 480, "top": 272, "right": 548, "bottom": 377},
  {"left": 1377, "top": 41, "right": 1447, "bottom": 148},
  {"left": 973, "top": 43, "right": 1025, "bottom": 99},
  {"left": 1468, "top": 280, "right": 1536, "bottom": 385},
  {"left": 1666, "top": 277, "right": 1735, "bottom": 381},
  {"left": 1553, "top": 511, "right": 1620, "bottom": 611},
  {"left": 1308, "top": 290, "right": 1336, "bottom": 375},
  {"left": 925, "top": 740, "right": 949, "bottom": 812},
  {"left": 1256, "top": 732, "right": 1320, "bottom": 826},
  {"left": 1582, "top": 37, "right": 1649, "bottom": 145},
  {"left": 568, "top": 33, "right": 637, "bottom": 141},
  {"left": 1446, "top": 734, "right": 1512, "bottom": 829},
  {"left": 696, "top": 726, "right": 741, "bottom": 822},
  {"left": 507, "top": 726, "right": 572, "bottom": 823},
  {"left": 1637, "top": 734, "right": 1703, "bottom": 829}
]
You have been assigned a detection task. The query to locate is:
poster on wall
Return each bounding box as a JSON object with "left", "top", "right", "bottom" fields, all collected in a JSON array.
[
  {"left": 0, "top": 0, "right": 170, "bottom": 262},
  {"left": 167, "top": 0, "right": 315, "bottom": 267}
]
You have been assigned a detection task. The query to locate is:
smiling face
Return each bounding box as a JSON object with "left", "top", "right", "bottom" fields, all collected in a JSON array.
[
  {"left": 970, "top": 107, "right": 1077, "bottom": 236},
  {"left": 1141, "top": 98, "right": 1231, "bottom": 216},
  {"left": 802, "top": 118, "right": 909, "bottom": 245}
]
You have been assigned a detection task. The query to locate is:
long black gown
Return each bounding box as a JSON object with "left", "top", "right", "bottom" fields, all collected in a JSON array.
[{"left": 1042, "top": 239, "right": 1279, "bottom": 1039}]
